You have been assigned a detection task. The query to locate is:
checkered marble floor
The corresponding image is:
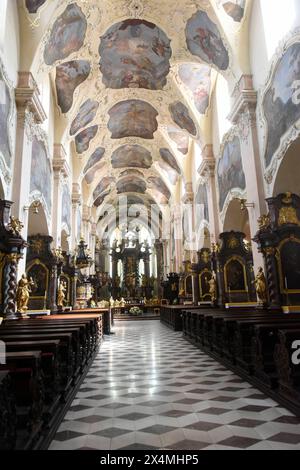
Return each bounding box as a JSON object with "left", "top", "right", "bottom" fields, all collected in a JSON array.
[{"left": 49, "top": 321, "right": 300, "bottom": 450}]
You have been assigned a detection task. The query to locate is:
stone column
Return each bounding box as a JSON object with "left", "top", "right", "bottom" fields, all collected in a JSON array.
[
  {"left": 12, "top": 72, "right": 46, "bottom": 277},
  {"left": 198, "top": 145, "right": 220, "bottom": 243},
  {"left": 52, "top": 144, "right": 69, "bottom": 247},
  {"left": 182, "top": 182, "right": 196, "bottom": 263},
  {"left": 71, "top": 273, "right": 78, "bottom": 308},
  {"left": 228, "top": 75, "right": 266, "bottom": 271},
  {"left": 89, "top": 222, "right": 97, "bottom": 275},
  {"left": 3, "top": 254, "right": 20, "bottom": 320},
  {"left": 173, "top": 206, "right": 182, "bottom": 272}
]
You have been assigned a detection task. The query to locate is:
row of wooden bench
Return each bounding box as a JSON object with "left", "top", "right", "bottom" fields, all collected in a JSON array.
[
  {"left": 182, "top": 308, "right": 300, "bottom": 416},
  {"left": 0, "top": 313, "right": 103, "bottom": 450}
]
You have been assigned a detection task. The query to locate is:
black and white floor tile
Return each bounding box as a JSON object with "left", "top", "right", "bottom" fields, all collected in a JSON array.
[{"left": 49, "top": 321, "right": 300, "bottom": 450}]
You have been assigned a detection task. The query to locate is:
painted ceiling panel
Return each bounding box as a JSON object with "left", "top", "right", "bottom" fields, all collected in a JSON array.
[
  {"left": 186, "top": 10, "right": 229, "bottom": 71},
  {"left": 147, "top": 176, "right": 171, "bottom": 200},
  {"left": 44, "top": 3, "right": 87, "bottom": 65},
  {"left": 75, "top": 125, "right": 98, "bottom": 154},
  {"left": 111, "top": 144, "right": 152, "bottom": 169},
  {"left": 70, "top": 99, "right": 99, "bottom": 136},
  {"left": 83, "top": 147, "right": 105, "bottom": 173},
  {"left": 159, "top": 148, "right": 181, "bottom": 174},
  {"left": 56, "top": 60, "right": 91, "bottom": 113},
  {"left": 117, "top": 177, "right": 147, "bottom": 194},
  {"left": 85, "top": 161, "right": 106, "bottom": 184},
  {"left": 108, "top": 99, "right": 158, "bottom": 139},
  {"left": 93, "top": 177, "right": 115, "bottom": 200},
  {"left": 167, "top": 126, "right": 189, "bottom": 155},
  {"left": 178, "top": 64, "right": 211, "bottom": 115},
  {"left": 221, "top": 1, "right": 245, "bottom": 22},
  {"left": 26, "top": 0, "right": 47, "bottom": 14},
  {"left": 119, "top": 169, "right": 145, "bottom": 178},
  {"left": 169, "top": 101, "right": 197, "bottom": 136},
  {"left": 99, "top": 19, "right": 171, "bottom": 90}
]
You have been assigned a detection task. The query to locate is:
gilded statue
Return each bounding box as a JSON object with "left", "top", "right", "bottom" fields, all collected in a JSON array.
[
  {"left": 254, "top": 267, "right": 267, "bottom": 304},
  {"left": 57, "top": 281, "right": 66, "bottom": 307},
  {"left": 16, "top": 274, "right": 34, "bottom": 314},
  {"left": 208, "top": 271, "right": 217, "bottom": 303}
]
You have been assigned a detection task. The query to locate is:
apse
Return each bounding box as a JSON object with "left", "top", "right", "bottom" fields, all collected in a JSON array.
[
  {"left": 83, "top": 147, "right": 105, "bottom": 173},
  {"left": 108, "top": 100, "right": 158, "bottom": 139},
  {"left": 44, "top": 3, "right": 87, "bottom": 65},
  {"left": 99, "top": 19, "right": 171, "bottom": 90},
  {"left": 186, "top": 10, "right": 229, "bottom": 71},
  {"left": 75, "top": 125, "right": 98, "bottom": 154},
  {"left": 70, "top": 99, "right": 99, "bottom": 136},
  {"left": 169, "top": 101, "right": 197, "bottom": 136},
  {"left": 111, "top": 145, "right": 152, "bottom": 169},
  {"left": 55, "top": 60, "right": 91, "bottom": 113}
]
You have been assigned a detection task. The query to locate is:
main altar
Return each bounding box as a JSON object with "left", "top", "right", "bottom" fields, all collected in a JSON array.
[{"left": 110, "top": 227, "right": 154, "bottom": 300}]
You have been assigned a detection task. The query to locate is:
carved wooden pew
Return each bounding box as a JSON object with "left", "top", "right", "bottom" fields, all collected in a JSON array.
[
  {"left": 0, "top": 351, "right": 44, "bottom": 449},
  {"left": 274, "top": 329, "right": 300, "bottom": 409},
  {"left": 0, "top": 370, "right": 17, "bottom": 450},
  {"left": 0, "top": 333, "right": 74, "bottom": 395},
  {"left": 250, "top": 321, "right": 300, "bottom": 387}
]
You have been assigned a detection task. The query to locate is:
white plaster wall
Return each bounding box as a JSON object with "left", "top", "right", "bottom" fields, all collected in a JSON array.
[
  {"left": 2, "top": 0, "right": 19, "bottom": 86},
  {"left": 211, "top": 74, "right": 231, "bottom": 159}
]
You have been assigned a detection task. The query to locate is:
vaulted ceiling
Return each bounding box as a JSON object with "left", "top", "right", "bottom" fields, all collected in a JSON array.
[{"left": 21, "top": 0, "right": 249, "bottom": 228}]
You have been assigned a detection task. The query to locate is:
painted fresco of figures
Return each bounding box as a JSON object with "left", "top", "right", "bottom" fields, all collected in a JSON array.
[
  {"left": 0, "top": 73, "right": 12, "bottom": 168},
  {"left": 27, "top": 264, "right": 47, "bottom": 297},
  {"left": 84, "top": 147, "right": 105, "bottom": 174},
  {"left": 56, "top": 60, "right": 91, "bottom": 113},
  {"left": 217, "top": 136, "right": 246, "bottom": 211},
  {"left": 186, "top": 10, "right": 229, "bottom": 71},
  {"left": 61, "top": 184, "right": 71, "bottom": 232},
  {"left": 195, "top": 183, "right": 209, "bottom": 227},
  {"left": 99, "top": 19, "right": 171, "bottom": 90},
  {"left": 30, "top": 137, "right": 52, "bottom": 212},
  {"left": 112, "top": 145, "right": 152, "bottom": 169},
  {"left": 178, "top": 64, "right": 211, "bottom": 115},
  {"left": 108, "top": 100, "right": 158, "bottom": 139},
  {"left": 117, "top": 177, "right": 146, "bottom": 194},
  {"left": 220, "top": 1, "right": 245, "bottom": 22},
  {"left": 44, "top": 3, "right": 87, "bottom": 65},
  {"left": 167, "top": 125, "right": 189, "bottom": 155},
  {"left": 75, "top": 125, "right": 98, "bottom": 154},
  {"left": 169, "top": 102, "right": 197, "bottom": 136},
  {"left": 70, "top": 99, "right": 99, "bottom": 136},
  {"left": 263, "top": 42, "right": 300, "bottom": 167}
]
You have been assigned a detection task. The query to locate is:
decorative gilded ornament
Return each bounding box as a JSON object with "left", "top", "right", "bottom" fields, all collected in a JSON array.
[
  {"left": 278, "top": 206, "right": 300, "bottom": 227},
  {"left": 16, "top": 274, "right": 35, "bottom": 315},
  {"left": 228, "top": 236, "right": 239, "bottom": 249},
  {"left": 7, "top": 216, "right": 24, "bottom": 236},
  {"left": 258, "top": 214, "right": 271, "bottom": 229},
  {"left": 254, "top": 267, "right": 267, "bottom": 305}
]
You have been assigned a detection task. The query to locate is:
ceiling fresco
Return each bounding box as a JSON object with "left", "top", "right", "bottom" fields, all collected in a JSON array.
[
  {"left": 147, "top": 176, "right": 171, "bottom": 200},
  {"left": 85, "top": 161, "right": 106, "bottom": 184},
  {"left": 108, "top": 99, "right": 158, "bottom": 139},
  {"left": 99, "top": 19, "right": 171, "bottom": 90},
  {"left": 83, "top": 147, "right": 106, "bottom": 174},
  {"left": 70, "top": 99, "right": 99, "bottom": 136},
  {"left": 169, "top": 101, "right": 197, "bottom": 136},
  {"left": 55, "top": 60, "right": 91, "bottom": 113},
  {"left": 178, "top": 64, "right": 211, "bottom": 115},
  {"left": 44, "top": 3, "right": 87, "bottom": 65},
  {"left": 111, "top": 144, "right": 152, "bottom": 169},
  {"left": 119, "top": 169, "right": 145, "bottom": 179},
  {"left": 186, "top": 10, "right": 229, "bottom": 71},
  {"left": 93, "top": 177, "right": 115, "bottom": 201},
  {"left": 167, "top": 126, "right": 189, "bottom": 155},
  {"left": 159, "top": 148, "right": 181, "bottom": 174},
  {"left": 27, "top": 0, "right": 248, "bottom": 217},
  {"left": 117, "top": 177, "right": 147, "bottom": 194},
  {"left": 75, "top": 125, "right": 98, "bottom": 154},
  {"left": 25, "top": 0, "right": 47, "bottom": 14},
  {"left": 220, "top": 1, "right": 245, "bottom": 22}
]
